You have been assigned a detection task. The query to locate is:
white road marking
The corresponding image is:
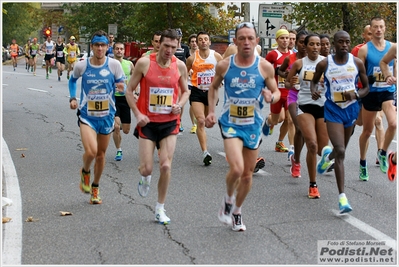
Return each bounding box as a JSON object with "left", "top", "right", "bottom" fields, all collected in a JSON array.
[
  {"left": 2, "top": 138, "right": 22, "bottom": 265},
  {"left": 27, "top": 88, "right": 48, "bottom": 93},
  {"left": 333, "top": 209, "right": 397, "bottom": 251}
]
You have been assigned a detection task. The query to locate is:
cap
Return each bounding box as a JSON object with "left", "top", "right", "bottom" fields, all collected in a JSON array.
[
  {"left": 175, "top": 28, "right": 182, "bottom": 37},
  {"left": 276, "top": 29, "right": 289, "bottom": 39},
  {"left": 70, "top": 36, "right": 76, "bottom": 40}
]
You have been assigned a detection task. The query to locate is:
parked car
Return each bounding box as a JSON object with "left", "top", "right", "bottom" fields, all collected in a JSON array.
[{"left": 3, "top": 46, "right": 11, "bottom": 62}]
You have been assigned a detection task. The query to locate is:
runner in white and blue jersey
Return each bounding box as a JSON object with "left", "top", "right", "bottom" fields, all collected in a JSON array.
[
  {"left": 205, "top": 22, "right": 280, "bottom": 232},
  {"left": 68, "top": 30, "right": 124, "bottom": 205}
]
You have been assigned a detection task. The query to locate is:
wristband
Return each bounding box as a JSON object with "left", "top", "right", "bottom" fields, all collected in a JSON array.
[
  {"left": 354, "top": 90, "right": 359, "bottom": 100},
  {"left": 69, "top": 97, "right": 77, "bottom": 103},
  {"left": 275, "top": 67, "right": 280, "bottom": 76}
]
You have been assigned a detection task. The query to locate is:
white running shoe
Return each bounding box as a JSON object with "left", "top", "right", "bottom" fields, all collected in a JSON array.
[
  {"left": 218, "top": 196, "right": 234, "bottom": 226},
  {"left": 232, "top": 213, "right": 246, "bottom": 231},
  {"left": 138, "top": 176, "right": 151, "bottom": 197},
  {"left": 155, "top": 208, "right": 170, "bottom": 225}
]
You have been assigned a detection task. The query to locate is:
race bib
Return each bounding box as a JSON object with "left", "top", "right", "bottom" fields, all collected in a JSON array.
[
  {"left": 57, "top": 51, "right": 64, "bottom": 57},
  {"left": 69, "top": 51, "right": 76, "bottom": 58},
  {"left": 197, "top": 72, "right": 214, "bottom": 90},
  {"left": 229, "top": 98, "right": 255, "bottom": 125},
  {"left": 372, "top": 66, "right": 393, "bottom": 88},
  {"left": 149, "top": 87, "right": 173, "bottom": 114},
  {"left": 87, "top": 94, "right": 109, "bottom": 117}
]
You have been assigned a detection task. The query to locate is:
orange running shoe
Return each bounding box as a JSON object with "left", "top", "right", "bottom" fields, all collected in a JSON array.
[
  {"left": 80, "top": 168, "right": 91, "bottom": 194},
  {"left": 290, "top": 154, "right": 301, "bottom": 178},
  {"left": 90, "top": 186, "right": 102, "bottom": 204},
  {"left": 387, "top": 152, "right": 397, "bottom": 182},
  {"left": 308, "top": 186, "right": 320, "bottom": 199},
  {"left": 275, "top": 141, "right": 289, "bottom": 152},
  {"left": 254, "top": 157, "right": 265, "bottom": 173}
]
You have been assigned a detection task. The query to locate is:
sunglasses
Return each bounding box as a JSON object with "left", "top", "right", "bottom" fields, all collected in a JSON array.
[{"left": 236, "top": 22, "right": 255, "bottom": 31}]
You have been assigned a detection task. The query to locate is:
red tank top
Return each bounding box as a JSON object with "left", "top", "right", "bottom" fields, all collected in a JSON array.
[{"left": 137, "top": 53, "right": 181, "bottom": 123}]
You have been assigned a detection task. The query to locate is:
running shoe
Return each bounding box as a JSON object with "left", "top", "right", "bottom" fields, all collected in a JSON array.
[
  {"left": 275, "top": 141, "right": 289, "bottom": 152},
  {"left": 359, "top": 164, "right": 369, "bottom": 181},
  {"left": 269, "top": 125, "right": 274, "bottom": 135},
  {"left": 287, "top": 149, "right": 294, "bottom": 161},
  {"left": 203, "top": 151, "right": 212, "bottom": 166},
  {"left": 33, "top": 72, "right": 36, "bottom": 76},
  {"left": 115, "top": 150, "right": 123, "bottom": 161},
  {"left": 262, "top": 121, "right": 270, "bottom": 136},
  {"left": 67, "top": 74, "right": 70, "bottom": 80},
  {"left": 80, "top": 168, "right": 91, "bottom": 194},
  {"left": 376, "top": 150, "right": 380, "bottom": 165},
  {"left": 31, "top": 67, "right": 33, "bottom": 72},
  {"left": 190, "top": 124, "right": 197, "bottom": 134},
  {"left": 290, "top": 154, "right": 301, "bottom": 178},
  {"left": 49, "top": 67, "right": 52, "bottom": 73},
  {"left": 179, "top": 124, "right": 184, "bottom": 133},
  {"left": 232, "top": 213, "right": 246, "bottom": 231},
  {"left": 218, "top": 196, "right": 234, "bottom": 226},
  {"left": 155, "top": 208, "right": 170, "bottom": 225},
  {"left": 316, "top": 146, "right": 332, "bottom": 174},
  {"left": 46, "top": 74, "right": 49, "bottom": 79},
  {"left": 138, "top": 176, "right": 151, "bottom": 197},
  {"left": 14, "top": 68, "right": 16, "bottom": 71},
  {"left": 326, "top": 161, "right": 335, "bottom": 173},
  {"left": 60, "top": 71, "right": 63, "bottom": 76},
  {"left": 90, "top": 186, "right": 102, "bottom": 204},
  {"left": 254, "top": 157, "right": 265, "bottom": 173},
  {"left": 387, "top": 152, "right": 396, "bottom": 182},
  {"left": 308, "top": 186, "right": 320, "bottom": 199},
  {"left": 58, "top": 77, "right": 61, "bottom": 82},
  {"left": 339, "top": 196, "right": 352, "bottom": 214},
  {"left": 377, "top": 150, "right": 388, "bottom": 174}
]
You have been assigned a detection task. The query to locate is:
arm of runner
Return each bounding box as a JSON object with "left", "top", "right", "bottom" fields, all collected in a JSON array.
[{"left": 310, "top": 58, "right": 327, "bottom": 99}]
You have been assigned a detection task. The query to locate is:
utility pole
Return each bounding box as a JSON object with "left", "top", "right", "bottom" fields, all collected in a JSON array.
[{"left": 241, "top": 2, "right": 250, "bottom": 22}]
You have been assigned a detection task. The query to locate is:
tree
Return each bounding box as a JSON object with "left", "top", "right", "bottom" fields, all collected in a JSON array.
[
  {"left": 2, "top": 3, "right": 44, "bottom": 46},
  {"left": 285, "top": 2, "right": 396, "bottom": 44},
  {"left": 61, "top": 2, "right": 238, "bottom": 45}
]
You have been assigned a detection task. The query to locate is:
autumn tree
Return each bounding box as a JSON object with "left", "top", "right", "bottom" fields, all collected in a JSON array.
[
  {"left": 61, "top": 2, "right": 238, "bottom": 46},
  {"left": 2, "top": 3, "right": 44, "bottom": 46},
  {"left": 285, "top": 2, "right": 396, "bottom": 44}
]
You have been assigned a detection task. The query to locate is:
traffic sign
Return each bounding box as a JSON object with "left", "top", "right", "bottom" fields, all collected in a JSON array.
[{"left": 258, "top": 4, "right": 292, "bottom": 38}]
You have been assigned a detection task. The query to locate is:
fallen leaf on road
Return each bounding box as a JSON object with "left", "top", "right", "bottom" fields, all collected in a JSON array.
[
  {"left": 2, "top": 217, "right": 12, "bottom": 223},
  {"left": 25, "top": 216, "right": 39, "bottom": 222},
  {"left": 21, "top": 154, "right": 25, "bottom": 158},
  {"left": 59, "top": 211, "right": 73, "bottom": 216}
]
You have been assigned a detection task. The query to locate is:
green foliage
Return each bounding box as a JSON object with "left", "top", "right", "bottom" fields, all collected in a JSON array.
[
  {"left": 61, "top": 2, "right": 237, "bottom": 45},
  {"left": 286, "top": 2, "right": 397, "bottom": 44},
  {"left": 2, "top": 3, "right": 44, "bottom": 46}
]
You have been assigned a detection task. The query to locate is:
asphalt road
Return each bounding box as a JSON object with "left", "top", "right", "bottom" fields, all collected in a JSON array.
[{"left": 2, "top": 56, "right": 397, "bottom": 266}]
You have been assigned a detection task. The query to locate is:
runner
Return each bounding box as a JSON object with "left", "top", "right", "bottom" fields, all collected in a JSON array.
[
  {"left": 24, "top": 39, "right": 31, "bottom": 71},
  {"left": 279, "top": 30, "right": 308, "bottom": 176},
  {"left": 112, "top": 42, "right": 135, "bottom": 161},
  {"left": 357, "top": 17, "right": 397, "bottom": 179},
  {"left": 379, "top": 43, "right": 397, "bottom": 182},
  {"left": 285, "top": 33, "right": 330, "bottom": 199},
  {"left": 187, "top": 33, "right": 198, "bottom": 134},
  {"left": 68, "top": 30, "right": 124, "bottom": 204},
  {"left": 142, "top": 31, "right": 162, "bottom": 57},
  {"left": 54, "top": 36, "right": 66, "bottom": 82},
  {"left": 206, "top": 22, "right": 280, "bottom": 231},
  {"left": 42, "top": 35, "right": 55, "bottom": 79},
  {"left": 29, "top": 38, "right": 40, "bottom": 76},
  {"left": 263, "top": 29, "right": 295, "bottom": 155},
  {"left": 125, "top": 29, "right": 190, "bottom": 224},
  {"left": 186, "top": 31, "right": 223, "bottom": 165},
  {"left": 63, "top": 36, "right": 80, "bottom": 80},
  {"left": 311, "top": 30, "right": 369, "bottom": 213},
  {"left": 10, "top": 39, "right": 19, "bottom": 71}
]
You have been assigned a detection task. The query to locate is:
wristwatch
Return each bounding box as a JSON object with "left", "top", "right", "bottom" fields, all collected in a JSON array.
[{"left": 354, "top": 90, "right": 359, "bottom": 100}]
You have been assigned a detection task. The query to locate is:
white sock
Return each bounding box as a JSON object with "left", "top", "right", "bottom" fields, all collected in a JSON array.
[
  {"left": 226, "top": 194, "right": 234, "bottom": 203},
  {"left": 117, "top": 148, "right": 122, "bottom": 152},
  {"left": 155, "top": 202, "right": 164, "bottom": 211},
  {"left": 232, "top": 205, "right": 241, "bottom": 214},
  {"left": 339, "top": 193, "right": 346, "bottom": 199},
  {"left": 290, "top": 145, "right": 294, "bottom": 151}
]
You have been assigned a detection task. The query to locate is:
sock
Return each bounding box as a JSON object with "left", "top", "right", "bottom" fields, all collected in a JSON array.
[
  {"left": 290, "top": 145, "right": 294, "bottom": 151},
  {"left": 310, "top": 182, "right": 317, "bottom": 187},
  {"left": 226, "top": 194, "right": 234, "bottom": 203},
  {"left": 82, "top": 168, "right": 90, "bottom": 174},
  {"left": 360, "top": 159, "right": 367, "bottom": 167},
  {"left": 339, "top": 193, "right": 346, "bottom": 199},
  {"left": 155, "top": 202, "right": 164, "bottom": 211},
  {"left": 91, "top": 183, "right": 98, "bottom": 187},
  {"left": 117, "top": 148, "right": 122, "bottom": 152},
  {"left": 232, "top": 205, "right": 241, "bottom": 214},
  {"left": 380, "top": 149, "right": 387, "bottom": 156}
]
